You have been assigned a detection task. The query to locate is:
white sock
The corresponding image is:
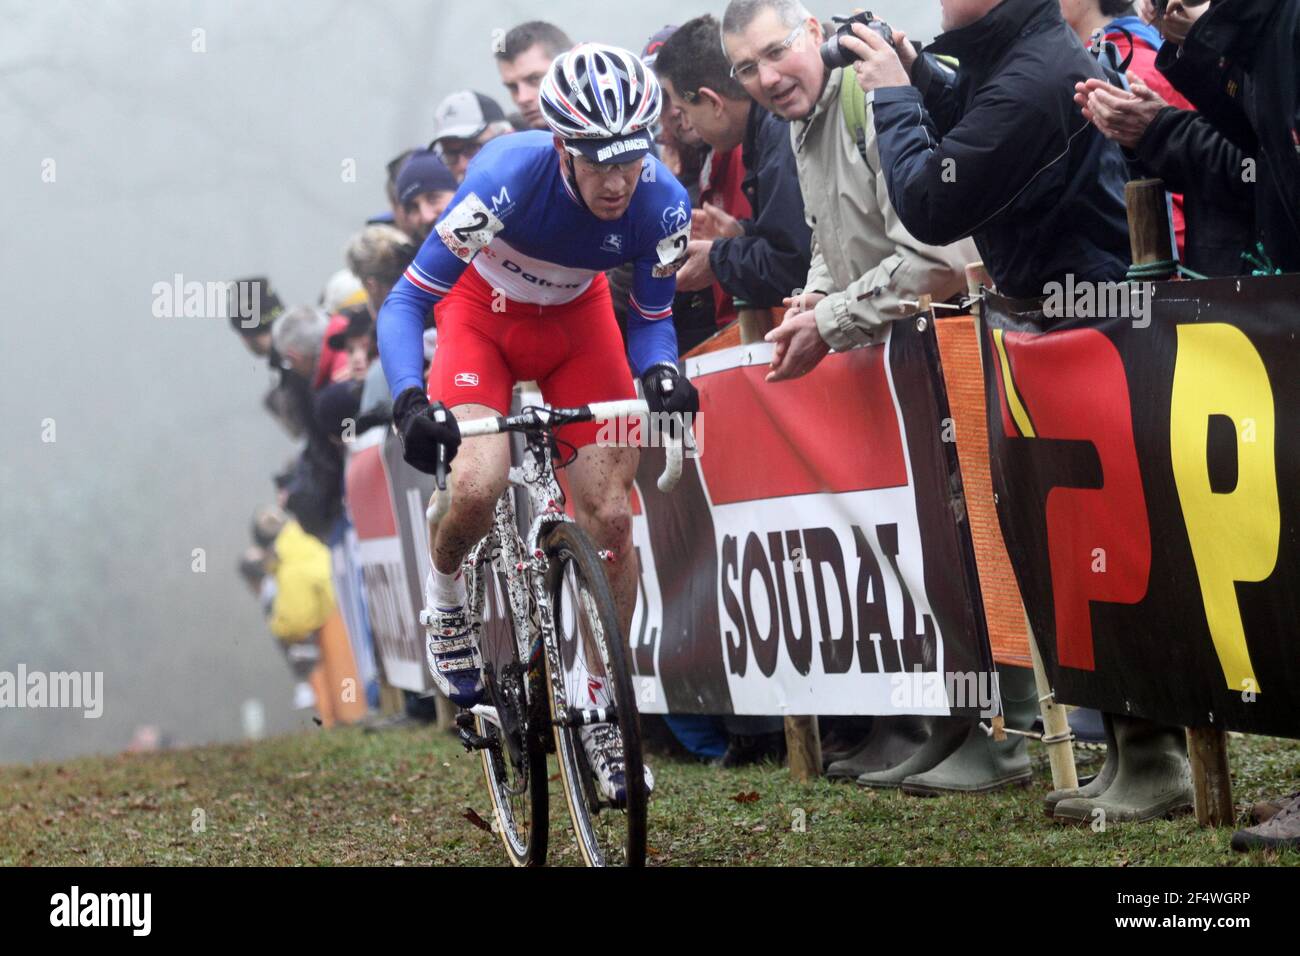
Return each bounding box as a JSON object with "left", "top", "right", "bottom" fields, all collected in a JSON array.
[{"left": 428, "top": 565, "right": 465, "bottom": 609}]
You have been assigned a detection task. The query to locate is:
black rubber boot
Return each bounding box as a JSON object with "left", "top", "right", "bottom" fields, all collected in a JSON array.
[
  {"left": 854, "top": 716, "right": 972, "bottom": 789},
  {"left": 898, "top": 665, "right": 1036, "bottom": 796},
  {"left": 825, "top": 716, "right": 929, "bottom": 780},
  {"left": 1043, "top": 711, "right": 1117, "bottom": 817},
  {"left": 1052, "top": 715, "right": 1192, "bottom": 824}
]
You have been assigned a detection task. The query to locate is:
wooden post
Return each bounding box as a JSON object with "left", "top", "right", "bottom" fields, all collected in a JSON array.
[
  {"left": 1126, "top": 182, "right": 1232, "bottom": 825},
  {"left": 1124, "top": 178, "right": 1175, "bottom": 278},
  {"left": 1027, "top": 619, "right": 1078, "bottom": 792},
  {"left": 734, "top": 303, "right": 820, "bottom": 779},
  {"left": 737, "top": 305, "right": 776, "bottom": 344},
  {"left": 1186, "top": 727, "right": 1234, "bottom": 827}
]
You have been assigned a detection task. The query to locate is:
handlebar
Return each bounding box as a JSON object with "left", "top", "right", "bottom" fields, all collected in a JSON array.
[{"left": 425, "top": 399, "right": 685, "bottom": 525}]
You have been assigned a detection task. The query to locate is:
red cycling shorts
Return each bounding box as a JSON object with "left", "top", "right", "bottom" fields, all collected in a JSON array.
[{"left": 428, "top": 266, "right": 636, "bottom": 448}]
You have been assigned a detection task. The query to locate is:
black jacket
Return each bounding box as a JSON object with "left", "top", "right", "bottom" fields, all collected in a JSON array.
[
  {"left": 1164, "top": 0, "right": 1300, "bottom": 271},
  {"left": 871, "top": 0, "right": 1131, "bottom": 299},
  {"left": 1133, "top": 106, "right": 1256, "bottom": 276},
  {"left": 708, "top": 102, "right": 813, "bottom": 307}
]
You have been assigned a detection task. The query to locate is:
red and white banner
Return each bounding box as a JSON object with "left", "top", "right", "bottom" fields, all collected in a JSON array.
[{"left": 627, "top": 322, "right": 994, "bottom": 716}]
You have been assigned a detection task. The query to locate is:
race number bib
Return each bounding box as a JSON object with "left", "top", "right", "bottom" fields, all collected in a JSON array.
[
  {"left": 653, "top": 226, "right": 690, "bottom": 279},
  {"left": 436, "top": 193, "right": 505, "bottom": 263}
]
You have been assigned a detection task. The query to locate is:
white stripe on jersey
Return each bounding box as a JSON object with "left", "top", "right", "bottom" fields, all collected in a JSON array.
[{"left": 471, "top": 237, "right": 597, "bottom": 305}]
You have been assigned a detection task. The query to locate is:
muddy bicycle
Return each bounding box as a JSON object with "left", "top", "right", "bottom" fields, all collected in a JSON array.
[{"left": 424, "top": 399, "right": 683, "bottom": 866}]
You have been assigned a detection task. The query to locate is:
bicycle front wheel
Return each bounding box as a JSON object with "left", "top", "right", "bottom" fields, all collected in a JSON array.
[
  {"left": 468, "top": 551, "right": 548, "bottom": 867},
  {"left": 543, "top": 521, "right": 646, "bottom": 867}
]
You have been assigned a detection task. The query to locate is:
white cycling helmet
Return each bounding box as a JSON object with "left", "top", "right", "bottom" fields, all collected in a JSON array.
[{"left": 540, "top": 42, "right": 661, "bottom": 164}]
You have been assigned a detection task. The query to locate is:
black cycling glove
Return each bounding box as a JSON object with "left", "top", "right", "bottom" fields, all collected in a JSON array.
[
  {"left": 392, "top": 387, "right": 461, "bottom": 475},
  {"left": 641, "top": 363, "right": 700, "bottom": 417}
]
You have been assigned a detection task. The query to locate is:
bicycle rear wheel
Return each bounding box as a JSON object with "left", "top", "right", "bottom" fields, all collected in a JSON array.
[
  {"left": 543, "top": 521, "right": 646, "bottom": 867},
  {"left": 469, "top": 550, "right": 548, "bottom": 867}
]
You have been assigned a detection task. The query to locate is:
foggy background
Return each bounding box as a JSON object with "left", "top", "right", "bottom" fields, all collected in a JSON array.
[{"left": 0, "top": 0, "right": 945, "bottom": 764}]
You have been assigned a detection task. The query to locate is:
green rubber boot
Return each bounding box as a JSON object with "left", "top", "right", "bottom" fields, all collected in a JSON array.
[
  {"left": 899, "top": 665, "right": 1036, "bottom": 796},
  {"left": 1043, "top": 711, "right": 1118, "bottom": 817},
  {"left": 1052, "top": 715, "right": 1192, "bottom": 824},
  {"left": 825, "top": 716, "right": 929, "bottom": 780},
  {"left": 854, "top": 715, "right": 972, "bottom": 789}
]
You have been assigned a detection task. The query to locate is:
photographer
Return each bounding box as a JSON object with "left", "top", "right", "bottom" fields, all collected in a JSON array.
[
  {"left": 720, "top": 0, "right": 974, "bottom": 383},
  {"left": 844, "top": 0, "right": 1132, "bottom": 301}
]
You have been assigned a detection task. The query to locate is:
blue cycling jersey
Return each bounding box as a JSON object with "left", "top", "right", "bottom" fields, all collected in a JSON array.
[{"left": 378, "top": 130, "right": 692, "bottom": 401}]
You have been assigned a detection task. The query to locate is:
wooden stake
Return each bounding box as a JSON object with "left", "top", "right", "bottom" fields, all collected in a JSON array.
[
  {"left": 1186, "top": 727, "right": 1233, "bottom": 827},
  {"left": 1027, "top": 618, "right": 1078, "bottom": 791},
  {"left": 737, "top": 305, "right": 776, "bottom": 344},
  {"left": 1124, "top": 178, "right": 1174, "bottom": 275},
  {"left": 734, "top": 304, "right": 820, "bottom": 779}
]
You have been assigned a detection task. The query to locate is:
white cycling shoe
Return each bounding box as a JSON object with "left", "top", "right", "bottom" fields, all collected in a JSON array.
[
  {"left": 579, "top": 723, "right": 655, "bottom": 804},
  {"left": 419, "top": 603, "right": 484, "bottom": 708}
]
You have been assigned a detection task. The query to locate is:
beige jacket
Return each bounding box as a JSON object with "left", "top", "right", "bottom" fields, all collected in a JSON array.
[{"left": 791, "top": 67, "right": 978, "bottom": 351}]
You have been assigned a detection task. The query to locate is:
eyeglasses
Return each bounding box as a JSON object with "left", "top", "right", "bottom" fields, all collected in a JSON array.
[
  {"left": 729, "top": 23, "right": 807, "bottom": 81},
  {"left": 434, "top": 138, "right": 485, "bottom": 165}
]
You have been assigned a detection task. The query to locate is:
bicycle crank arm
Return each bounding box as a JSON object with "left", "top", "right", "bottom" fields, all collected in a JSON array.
[{"left": 552, "top": 706, "right": 618, "bottom": 728}]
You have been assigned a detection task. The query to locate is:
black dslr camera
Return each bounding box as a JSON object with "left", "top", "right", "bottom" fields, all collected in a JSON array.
[{"left": 820, "top": 11, "right": 895, "bottom": 69}]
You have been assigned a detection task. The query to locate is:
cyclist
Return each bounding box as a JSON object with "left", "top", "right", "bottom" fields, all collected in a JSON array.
[{"left": 377, "top": 43, "right": 700, "bottom": 803}]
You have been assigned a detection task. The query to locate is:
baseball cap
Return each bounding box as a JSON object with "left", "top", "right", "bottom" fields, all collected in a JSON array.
[
  {"left": 430, "top": 90, "right": 507, "bottom": 143},
  {"left": 227, "top": 276, "right": 284, "bottom": 335},
  {"left": 642, "top": 25, "right": 678, "bottom": 67},
  {"left": 395, "top": 150, "right": 458, "bottom": 206}
]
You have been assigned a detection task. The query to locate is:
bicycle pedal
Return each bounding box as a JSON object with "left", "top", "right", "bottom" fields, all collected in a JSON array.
[{"left": 457, "top": 727, "right": 493, "bottom": 751}]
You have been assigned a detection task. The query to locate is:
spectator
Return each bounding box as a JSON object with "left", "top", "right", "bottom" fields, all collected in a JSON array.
[
  {"left": 644, "top": 26, "right": 719, "bottom": 352},
  {"left": 264, "top": 514, "right": 335, "bottom": 711},
  {"left": 1061, "top": 0, "right": 1193, "bottom": 259},
  {"left": 1140, "top": 0, "right": 1296, "bottom": 270},
  {"left": 846, "top": 0, "right": 1132, "bottom": 301},
  {"left": 1074, "top": 1, "right": 1256, "bottom": 276},
  {"left": 346, "top": 223, "right": 421, "bottom": 420},
  {"left": 319, "top": 268, "right": 365, "bottom": 315},
  {"left": 851, "top": 0, "right": 1203, "bottom": 817},
  {"left": 393, "top": 150, "right": 459, "bottom": 242},
  {"left": 226, "top": 276, "right": 284, "bottom": 358},
  {"left": 654, "top": 15, "right": 813, "bottom": 311},
  {"left": 430, "top": 90, "right": 514, "bottom": 182},
  {"left": 719, "top": 0, "right": 974, "bottom": 384},
  {"left": 495, "top": 21, "right": 573, "bottom": 129},
  {"left": 270, "top": 306, "right": 346, "bottom": 540},
  {"left": 325, "top": 304, "right": 376, "bottom": 384},
  {"left": 385, "top": 148, "right": 421, "bottom": 240},
  {"left": 271, "top": 306, "right": 330, "bottom": 384}
]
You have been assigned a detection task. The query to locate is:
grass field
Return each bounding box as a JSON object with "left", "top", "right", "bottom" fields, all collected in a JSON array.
[{"left": 2, "top": 723, "right": 1297, "bottom": 866}]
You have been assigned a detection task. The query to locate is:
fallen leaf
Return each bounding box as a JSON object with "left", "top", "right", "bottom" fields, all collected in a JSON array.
[{"left": 731, "top": 791, "right": 761, "bottom": 804}]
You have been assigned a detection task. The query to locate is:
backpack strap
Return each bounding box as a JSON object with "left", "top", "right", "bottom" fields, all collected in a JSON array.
[{"left": 838, "top": 68, "right": 870, "bottom": 165}]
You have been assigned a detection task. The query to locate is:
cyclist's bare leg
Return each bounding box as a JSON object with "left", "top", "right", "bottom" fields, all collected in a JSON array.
[
  {"left": 566, "top": 444, "right": 640, "bottom": 637},
  {"left": 428, "top": 402, "right": 510, "bottom": 576}
]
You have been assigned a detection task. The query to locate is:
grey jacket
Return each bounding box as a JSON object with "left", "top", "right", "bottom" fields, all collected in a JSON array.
[{"left": 791, "top": 66, "right": 977, "bottom": 351}]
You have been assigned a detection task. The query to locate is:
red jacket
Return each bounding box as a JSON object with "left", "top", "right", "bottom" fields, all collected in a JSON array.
[{"left": 697, "top": 145, "right": 752, "bottom": 327}]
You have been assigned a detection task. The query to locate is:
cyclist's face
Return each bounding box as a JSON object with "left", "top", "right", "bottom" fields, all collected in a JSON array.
[
  {"left": 556, "top": 140, "right": 644, "bottom": 221},
  {"left": 498, "top": 44, "right": 553, "bottom": 129}
]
